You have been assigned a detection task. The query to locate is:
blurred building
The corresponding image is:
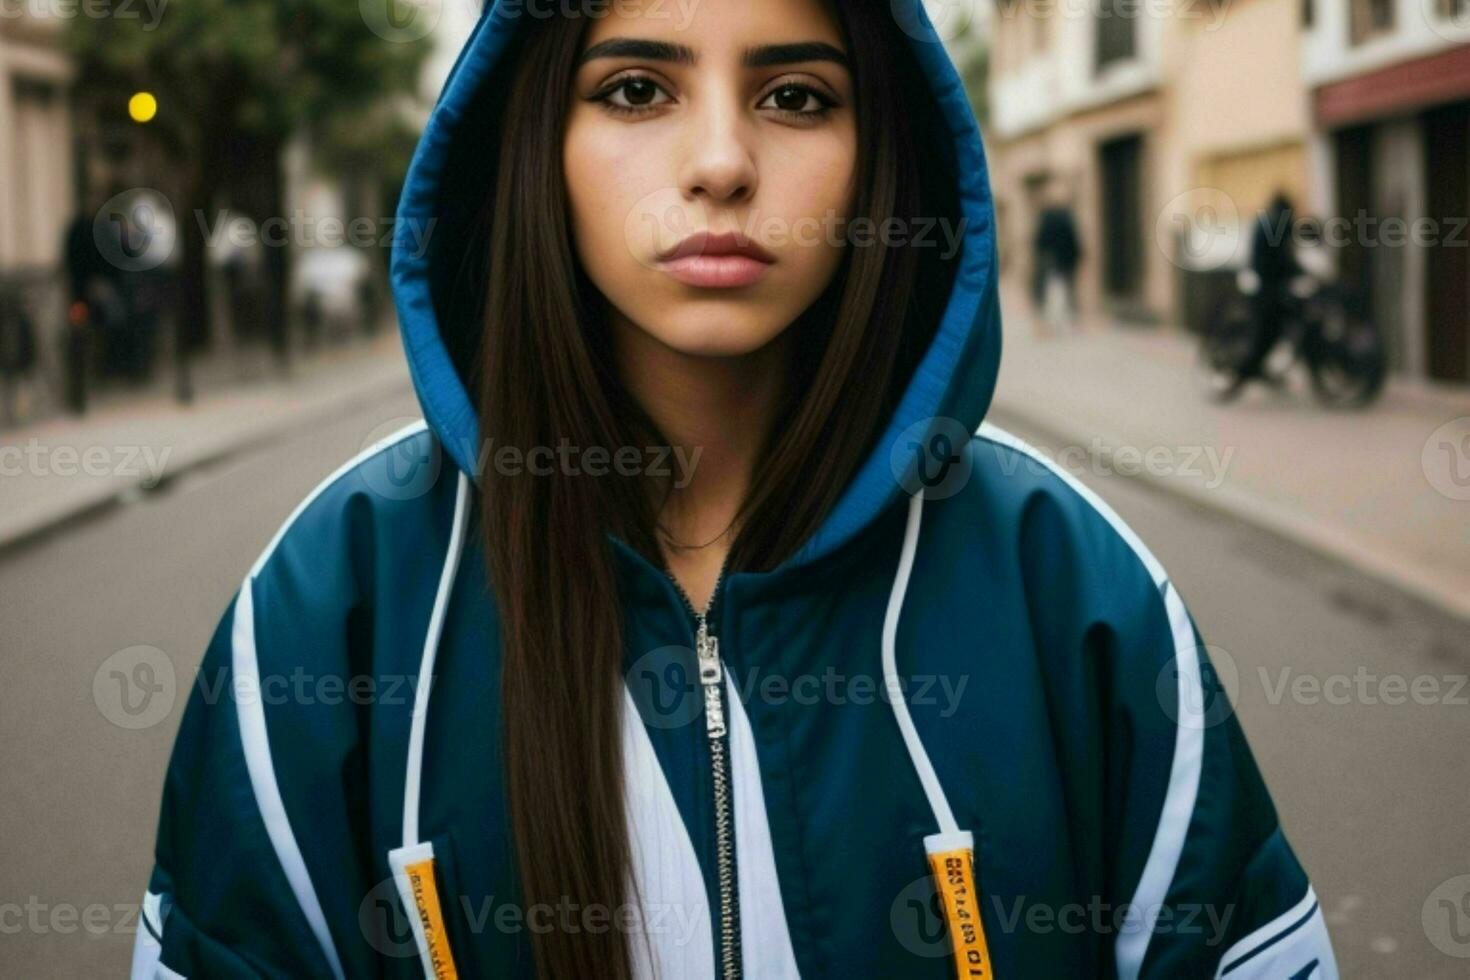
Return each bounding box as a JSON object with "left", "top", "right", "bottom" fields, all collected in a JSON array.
[
  {"left": 0, "top": 2, "right": 467, "bottom": 426},
  {"left": 986, "top": 0, "right": 1470, "bottom": 383},
  {"left": 0, "top": 8, "right": 75, "bottom": 322},
  {"left": 1303, "top": 0, "right": 1470, "bottom": 381},
  {"left": 282, "top": 0, "right": 477, "bottom": 347},
  {"left": 989, "top": 0, "right": 1175, "bottom": 323}
]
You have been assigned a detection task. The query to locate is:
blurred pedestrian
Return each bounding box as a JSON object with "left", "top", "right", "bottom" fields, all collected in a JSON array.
[
  {"left": 60, "top": 195, "right": 121, "bottom": 412},
  {"left": 63, "top": 197, "right": 112, "bottom": 307},
  {"left": 1233, "top": 191, "right": 1301, "bottom": 393},
  {"left": 1032, "top": 181, "right": 1082, "bottom": 335},
  {"left": 0, "top": 283, "right": 37, "bottom": 427},
  {"left": 300, "top": 288, "right": 324, "bottom": 351},
  {"left": 356, "top": 275, "right": 382, "bottom": 336}
]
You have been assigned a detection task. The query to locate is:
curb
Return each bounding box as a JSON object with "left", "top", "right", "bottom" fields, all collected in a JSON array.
[
  {"left": 0, "top": 372, "right": 414, "bottom": 558},
  {"left": 987, "top": 404, "right": 1470, "bottom": 623}
]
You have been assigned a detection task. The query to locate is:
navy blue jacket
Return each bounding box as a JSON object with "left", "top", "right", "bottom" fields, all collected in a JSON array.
[{"left": 133, "top": 3, "right": 1338, "bottom": 978}]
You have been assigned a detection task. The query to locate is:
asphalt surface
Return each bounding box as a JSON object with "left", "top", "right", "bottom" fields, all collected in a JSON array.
[
  {"left": 0, "top": 385, "right": 428, "bottom": 979},
  {"left": 0, "top": 390, "right": 1465, "bottom": 978},
  {"left": 987, "top": 408, "right": 1470, "bottom": 980}
]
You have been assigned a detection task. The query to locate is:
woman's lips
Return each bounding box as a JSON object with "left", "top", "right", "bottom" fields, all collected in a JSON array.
[{"left": 657, "top": 253, "right": 773, "bottom": 288}]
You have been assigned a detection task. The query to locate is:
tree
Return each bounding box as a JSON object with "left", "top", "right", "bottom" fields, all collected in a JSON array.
[
  {"left": 946, "top": 15, "right": 991, "bottom": 130},
  {"left": 68, "top": 0, "right": 430, "bottom": 369}
]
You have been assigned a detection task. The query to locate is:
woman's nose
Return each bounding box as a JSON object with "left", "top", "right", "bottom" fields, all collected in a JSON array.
[{"left": 677, "top": 96, "right": 758, "bottom": 205}]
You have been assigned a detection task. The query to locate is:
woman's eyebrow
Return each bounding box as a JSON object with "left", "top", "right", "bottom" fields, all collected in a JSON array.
[
  {"left": 576, "top": 38, "right": 849, "bottom": 71},
  {"left": 577, "top": 38, "right": 695, "bottom": 68},
  {"left": 744, "top": 41, "right": 849, "bottom": 70}
]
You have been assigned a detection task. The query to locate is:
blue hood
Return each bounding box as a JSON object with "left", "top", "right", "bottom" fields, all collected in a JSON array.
[
  {"left": 140, "top": 28, "right": 1336, "bottom": 967},
  {"left": 389, "top": 0, "right": 1002, "bottom": 567}
]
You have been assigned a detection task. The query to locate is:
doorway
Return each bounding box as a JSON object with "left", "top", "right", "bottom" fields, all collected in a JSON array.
[
  {"left": 1423, "top": 100, "right": 1469, "bottom": 382},
  {"left": 1098, "top": 133, "right": 1145, "bottom": 305}
]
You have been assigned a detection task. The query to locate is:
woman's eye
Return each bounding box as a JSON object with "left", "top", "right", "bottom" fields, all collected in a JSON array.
[
  {"left": 593, "top": 77, "right": 834, "bottom": 120},
  {"left": 758, "top": 84, "right": 833, "bottom": 118},
  {"left": 600, "top": 76, "right": 673, "bottom": 113}
]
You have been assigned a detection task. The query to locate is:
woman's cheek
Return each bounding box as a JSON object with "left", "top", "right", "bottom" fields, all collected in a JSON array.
[
  {"left": 574, "top": 141, "right": 670, "bottom": 265},
  {"left": 565, "top": 144, "right": 626, "bottom": 278},
  {"left": 794, "top": 166, "right": 856, "bottom": 263},
  {"left": 790, "top": 227, "right": 846, "bottom": 302}
]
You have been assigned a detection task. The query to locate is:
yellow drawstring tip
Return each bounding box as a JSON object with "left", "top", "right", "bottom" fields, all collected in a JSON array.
[
  {"left": 388, "top": 842, "right": 461, "bottom": 980},
  {"left": 924, "top": 831, "right": 994, "bottom": 979}
]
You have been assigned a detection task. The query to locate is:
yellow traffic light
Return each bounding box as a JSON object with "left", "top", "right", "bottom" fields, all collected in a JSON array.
[{"left": 128, "top": 92, "right": 158, "bottom": 124}]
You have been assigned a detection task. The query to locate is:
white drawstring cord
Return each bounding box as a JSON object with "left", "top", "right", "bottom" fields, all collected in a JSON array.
[
  {"left": 415, "top": 469, "right": 944, "bottom": 846},
  {"left": 389, "top": 469, "right": 472, "bottom": 980},
  {"left": 882, "top": 490, "right": 963, "bottom": 838},
  {"left": 883, "top": 490, "right": 993, "bottom": 975},
  {"left": 402, "top": 469, "right": 472, "bottom": 848}
]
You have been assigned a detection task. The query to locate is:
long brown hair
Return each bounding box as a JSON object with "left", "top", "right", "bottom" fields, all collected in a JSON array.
[{"left": 472, "top": 3, "right": 960, "bottom": 975}]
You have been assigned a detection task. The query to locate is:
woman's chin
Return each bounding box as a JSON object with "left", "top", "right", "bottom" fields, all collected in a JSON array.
[{"left": 636, "top": 313, "right": 793, "bottom": 361}]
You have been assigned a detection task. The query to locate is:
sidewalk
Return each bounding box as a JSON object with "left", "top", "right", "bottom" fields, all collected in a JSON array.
[
  {"left": 8, "top": 300, "right": 1464, "bottom": 617},
  {"left": 0, "top": 330, "right": 412, "bottom": 551},
  {"left": 989, "top": 293, "right": 1470, "bottom": 620}
]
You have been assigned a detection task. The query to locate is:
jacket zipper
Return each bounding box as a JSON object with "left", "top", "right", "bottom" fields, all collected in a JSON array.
[{"left": 666, "top": 562, "right": 742, "bottom": 980}]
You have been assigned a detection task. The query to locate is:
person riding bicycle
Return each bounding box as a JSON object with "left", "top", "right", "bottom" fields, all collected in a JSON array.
[{"left": 1232, "top": 192, "right": 1300, "bottom": 393}]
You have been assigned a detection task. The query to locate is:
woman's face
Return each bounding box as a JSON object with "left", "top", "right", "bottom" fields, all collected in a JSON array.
[{"left": 564, "top": 0, "right": 857, "bottom": 359}]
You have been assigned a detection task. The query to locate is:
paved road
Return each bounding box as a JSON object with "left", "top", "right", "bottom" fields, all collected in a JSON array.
[
  {"left": 987, "top": 409, "right": 1470, "bottom": 980},
  {"left": 1, "top": 393, "right": 1465, "bottom": 977},
  {"left": 0, "top": 384, "right": 427, "bottom": 979}
]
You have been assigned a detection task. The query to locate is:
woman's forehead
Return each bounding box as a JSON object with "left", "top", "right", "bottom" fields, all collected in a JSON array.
[{"left": 575, "top": 0, "right": 847, "bottom": 54}]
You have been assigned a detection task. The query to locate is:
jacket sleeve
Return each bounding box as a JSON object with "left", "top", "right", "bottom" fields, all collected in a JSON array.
[
  {"left": 131, "top": 472, "right": 394, "bottom": 979},
  {"left": 979, "top": 425, "right": 1338, "bottom": 980},
  {"left": 1066, "top": 513, "right": 1340, "bottom": 980},
  {"left": 1106, "top": 575, "right": 1339, "bottom": 980}
]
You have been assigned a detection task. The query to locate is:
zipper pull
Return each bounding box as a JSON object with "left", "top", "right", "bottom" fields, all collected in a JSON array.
[{"left": 696, "top": 616, "right": 727, "bottom": 739}]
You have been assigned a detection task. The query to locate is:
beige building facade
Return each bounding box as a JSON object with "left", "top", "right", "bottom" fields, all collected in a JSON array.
[
  {"left": 987, "top": 0, "right": 1312, "bottom": 324},
  {"left": 1301, "top": 0, "right": 1470, "bottom": 381},
  {"left": 0, "top": 9, "right": 74, "bottom": 277},
  {"left": 987, "top": 0, "right": 1470, "bottom": 382}
]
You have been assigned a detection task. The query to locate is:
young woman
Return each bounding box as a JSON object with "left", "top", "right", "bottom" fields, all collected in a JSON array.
[{"left": 133, "top": 2, "right": 1338, "bottom": 978}]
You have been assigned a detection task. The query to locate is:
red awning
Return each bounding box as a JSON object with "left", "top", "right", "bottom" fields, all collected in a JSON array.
[{"left": 1315, "top": 43, "right": 1470, "bottom": 127}]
